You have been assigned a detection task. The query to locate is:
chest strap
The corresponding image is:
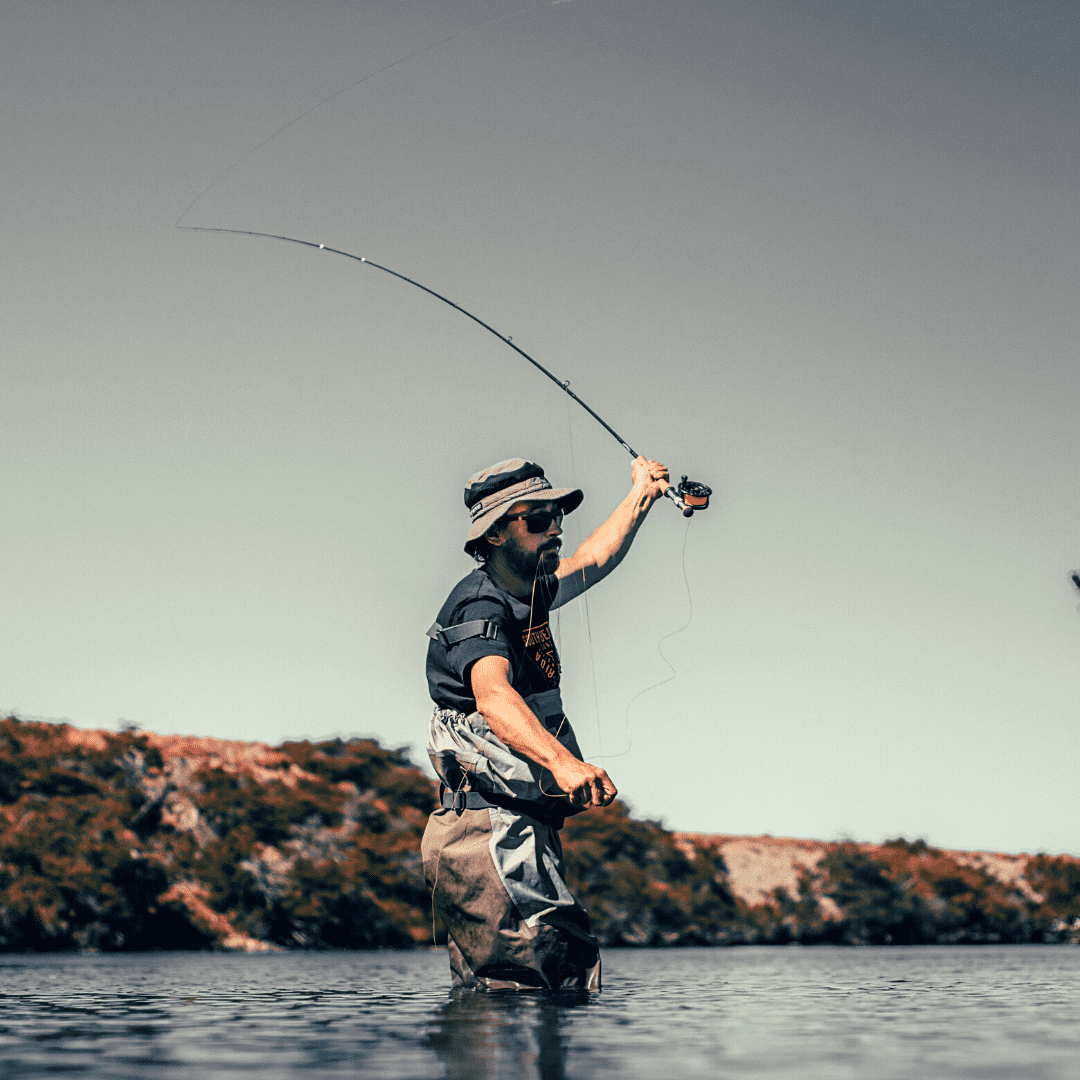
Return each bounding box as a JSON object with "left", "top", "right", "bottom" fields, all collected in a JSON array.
[
  {"left": 439, "top": 786, "right": 569, "bottom": 831},
  {"left": 427, "top": 619, "right": 503, "bottom": 646}
]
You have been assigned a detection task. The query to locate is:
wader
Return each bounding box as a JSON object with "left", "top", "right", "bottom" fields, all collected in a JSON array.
[{"left": 422, "top": 689, "right": 601, "bottom": 991}]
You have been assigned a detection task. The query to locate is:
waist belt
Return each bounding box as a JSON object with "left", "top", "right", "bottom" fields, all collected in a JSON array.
[{"left": 440, "top": 786, "right": 568, "bottom": 831}]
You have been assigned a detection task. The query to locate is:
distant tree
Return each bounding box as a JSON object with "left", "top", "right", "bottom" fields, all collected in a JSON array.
[
  {"left": 1027, "top": 854, "right": 1080, "bottom": 940},
  {"left": 818, "top": 843, "right": 930, "bottom": 944},
  {"left": 561, "top": 802, "right": 744, "bottom": 946},
  {"left": 0, "top": 719, "right": 211, "bottom": 950}
]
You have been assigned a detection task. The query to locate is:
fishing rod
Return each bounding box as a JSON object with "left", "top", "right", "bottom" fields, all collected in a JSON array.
[{"left": 179, "top": 226, "right": 712, "bottom": 516}]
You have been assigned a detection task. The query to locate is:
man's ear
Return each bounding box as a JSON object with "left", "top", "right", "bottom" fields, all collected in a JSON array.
[{"left": 485, "top": 526, "right": 505, "bottom": 549}]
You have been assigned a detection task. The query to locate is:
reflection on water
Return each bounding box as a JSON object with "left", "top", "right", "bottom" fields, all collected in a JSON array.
[
  {"left": 427, "top": 990, "right": 589, "bottom": 1080},
  {"left": 1, "top": 947, "right": 1078, "bottom": 1079}
]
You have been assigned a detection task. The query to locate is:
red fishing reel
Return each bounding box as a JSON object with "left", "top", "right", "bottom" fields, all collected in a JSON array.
[{"left": 665, "top": 475, "right": 712, "bottom": 517}]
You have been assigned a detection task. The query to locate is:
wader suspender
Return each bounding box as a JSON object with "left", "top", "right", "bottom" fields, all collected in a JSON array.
[{"left": 427, "top": 620, "right": 503, "bottom": 646}]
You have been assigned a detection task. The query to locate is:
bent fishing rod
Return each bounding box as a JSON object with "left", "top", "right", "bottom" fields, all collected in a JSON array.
[{"left": 179, "top": 226, "right": 712, "bottom": 516}]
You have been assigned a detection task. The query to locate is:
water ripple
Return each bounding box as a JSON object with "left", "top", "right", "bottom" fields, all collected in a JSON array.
[{"left": 0, "top": 946, "right": 1076, "bottom": 1079}]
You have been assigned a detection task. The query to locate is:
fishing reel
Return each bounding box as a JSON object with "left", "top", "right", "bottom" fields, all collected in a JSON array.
[{"left": 665, "top": 475, "right": 712, "bottom": 517}]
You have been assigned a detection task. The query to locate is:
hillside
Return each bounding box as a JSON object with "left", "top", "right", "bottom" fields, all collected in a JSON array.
[{"left": 2, "top": 717, "right": 1078, "bottom": 951}]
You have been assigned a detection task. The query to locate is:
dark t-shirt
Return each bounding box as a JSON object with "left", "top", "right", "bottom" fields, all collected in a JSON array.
[{"left": 427, "top": 567, "right": 561, "bottom": 714}]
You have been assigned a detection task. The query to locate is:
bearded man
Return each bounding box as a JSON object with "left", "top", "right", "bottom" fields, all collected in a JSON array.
[{"left": 422, "top": 455, "right": 669, "bottom": 991}]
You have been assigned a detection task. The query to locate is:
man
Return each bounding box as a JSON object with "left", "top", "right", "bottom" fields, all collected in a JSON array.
[{"left": 422, "top": 454, "right": 670, "bottom": 991}]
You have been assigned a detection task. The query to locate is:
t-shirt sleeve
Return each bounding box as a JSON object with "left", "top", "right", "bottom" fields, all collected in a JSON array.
[{"left": 441, "top": 596, "right": 516, "bottom": 687}]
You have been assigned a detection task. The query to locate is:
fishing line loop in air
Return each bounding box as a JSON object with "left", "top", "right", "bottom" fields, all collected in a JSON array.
[
  {"left": 603, "top": 517, "right": 695, "bottom": 760},
  {"left": 176, "top": 0, "right": 577, "bottom": 227}
]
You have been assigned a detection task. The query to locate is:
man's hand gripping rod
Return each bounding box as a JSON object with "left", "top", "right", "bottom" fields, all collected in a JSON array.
[{"left": 179, "top": 226, "right": 712, "bottom": 514}]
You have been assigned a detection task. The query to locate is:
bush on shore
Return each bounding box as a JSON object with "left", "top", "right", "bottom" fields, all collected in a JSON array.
[
  {"left": 1, "top": 716, "right": 1077, "bottom": 951},
  {"left": 561, "top": 801, "right": 748, "bottom": 946},
  {"left": 768, "top": 840, "right": 1035, "bottom": 945}
]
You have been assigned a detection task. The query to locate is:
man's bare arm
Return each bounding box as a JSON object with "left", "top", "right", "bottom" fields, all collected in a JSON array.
[
  {"left": 469, "top": 655, "right": 616, "bottom": 808},
  {"left": 553, "top": 456, "right": 669, "bottom": 606}
]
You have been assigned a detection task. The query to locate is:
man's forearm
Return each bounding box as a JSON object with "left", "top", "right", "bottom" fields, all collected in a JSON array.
[
  {"left": 477, "top": 682, "right": 580, "bottom": 774},
  {"left": 469, "top": 655, "right": 618, "bottom": 808},
  {"left": 560, "top": 481, "right": 657, "bottom": 590}
]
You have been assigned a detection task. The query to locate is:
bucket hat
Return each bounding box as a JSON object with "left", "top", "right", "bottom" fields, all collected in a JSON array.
[{"left": 463, "top": 458, "right": 583, "bottom": 553}]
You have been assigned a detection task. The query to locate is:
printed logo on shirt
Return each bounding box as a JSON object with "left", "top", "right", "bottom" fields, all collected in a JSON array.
[{"left": 522, "top": 621, "right": 560, "bottom": 686}]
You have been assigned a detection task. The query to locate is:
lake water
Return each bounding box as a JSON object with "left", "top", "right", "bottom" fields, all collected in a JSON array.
[{"left": 1, "top": 946, "right": 1076, "bottom": 1079}]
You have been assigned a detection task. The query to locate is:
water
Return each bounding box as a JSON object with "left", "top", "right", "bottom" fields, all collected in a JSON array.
[{"left": 1, "top": 946, "right": 1077, "bottom": 1079}]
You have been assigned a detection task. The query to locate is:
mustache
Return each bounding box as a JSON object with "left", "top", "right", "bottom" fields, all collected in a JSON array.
[{"left": 540, "top": 540, "right": 562, "bottom": 554}]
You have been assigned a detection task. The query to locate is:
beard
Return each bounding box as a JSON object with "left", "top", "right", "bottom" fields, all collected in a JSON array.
[{"left": 503, "top": 537, "right": 561, "bottom": 606}]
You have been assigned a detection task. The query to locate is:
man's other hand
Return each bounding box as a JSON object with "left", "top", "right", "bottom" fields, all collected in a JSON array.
[{"left": 549, "top": 758, "right": 618, "bottom": 809}]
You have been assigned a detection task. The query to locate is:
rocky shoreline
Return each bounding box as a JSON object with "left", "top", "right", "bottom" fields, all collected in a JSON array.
[{"left": 2, "top": 716, "right": 1077, "bottom": 951}]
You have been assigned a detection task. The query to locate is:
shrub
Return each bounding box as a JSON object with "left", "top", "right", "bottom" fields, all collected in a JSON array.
[{"left": 561, "top": 801, "right": 744, "bottom": 946}]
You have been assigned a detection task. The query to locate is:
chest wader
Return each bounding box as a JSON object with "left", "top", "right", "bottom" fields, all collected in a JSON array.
[{"left": 423, "top": 622, "right": 600, "bottom": 990}]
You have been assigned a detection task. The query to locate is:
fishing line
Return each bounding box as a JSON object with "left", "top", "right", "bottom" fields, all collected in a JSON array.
[
  {"left": 602, "top": 517, "right": 695, "bottom": 760},
  {"left": 563, "top": 397, "right": 607, "bottom": 767},
  {"left": 560, "top": 399, "right": 700, "bottom": 764},
  {"left": 176, "top": 1, "right": 575, "bottom": 227},
  {"left": 525, "top": 558, "right": 575, "bottom": 801}
]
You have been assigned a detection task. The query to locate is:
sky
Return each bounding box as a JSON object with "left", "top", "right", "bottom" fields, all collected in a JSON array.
[{"left": 3, "top": 0, "right": 1078, "bottom": 855}]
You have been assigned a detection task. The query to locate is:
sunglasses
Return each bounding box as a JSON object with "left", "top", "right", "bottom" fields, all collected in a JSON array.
[{"left": 504, "top": 509, "right": 563, "bottom": 533}]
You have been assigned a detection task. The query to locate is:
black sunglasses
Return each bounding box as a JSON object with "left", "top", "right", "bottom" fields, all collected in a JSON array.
[{"left": 504, "top": 509, "right": 563, "bottom": 533}]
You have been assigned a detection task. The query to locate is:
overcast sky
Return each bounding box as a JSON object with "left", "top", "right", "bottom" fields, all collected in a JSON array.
[{"left": 3, "top": 0, "right": 1078, "bottom": 854}]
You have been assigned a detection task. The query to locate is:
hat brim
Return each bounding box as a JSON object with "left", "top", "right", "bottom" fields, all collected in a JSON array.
[{"left": 464, "top": 486, "right": 583, "bottom": 552}]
